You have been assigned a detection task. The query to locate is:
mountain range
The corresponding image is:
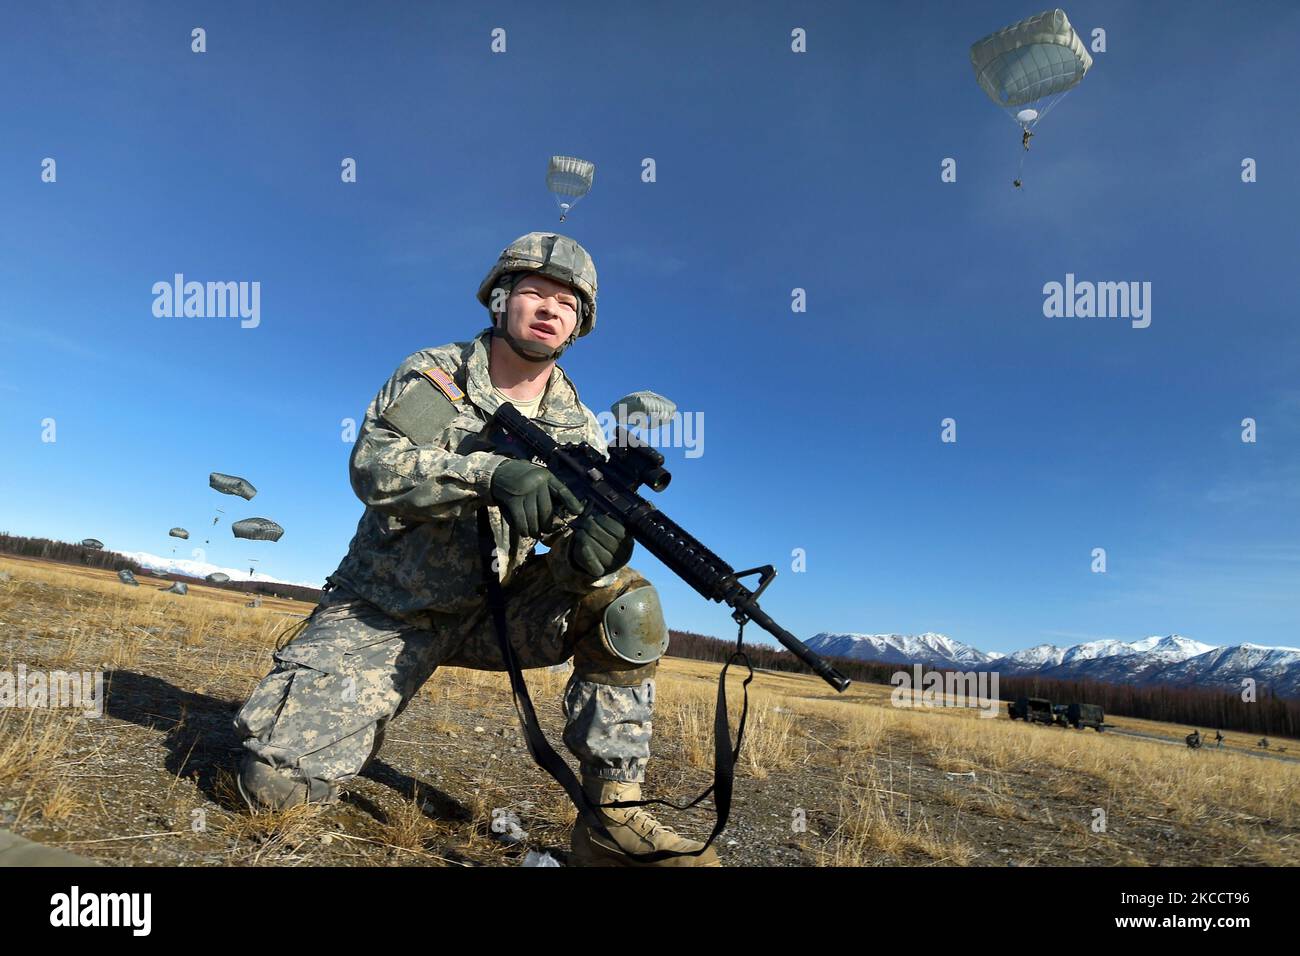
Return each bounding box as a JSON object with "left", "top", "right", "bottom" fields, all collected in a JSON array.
[
  {"left": 110, "top": 549, "right": 321, "bottom": 589},
  {"left": 805, "top": 632, "right": 1300, "bottom": 698}
]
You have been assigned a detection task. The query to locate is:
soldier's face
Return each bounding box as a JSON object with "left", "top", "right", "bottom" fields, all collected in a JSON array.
[{"left": 506, "top": 274, "right": 579, "bottom": 350}]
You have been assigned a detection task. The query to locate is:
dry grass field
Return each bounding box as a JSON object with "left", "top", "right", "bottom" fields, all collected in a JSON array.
[{"left": 1, "top": 553, "right": 1296, "bottom": 866}]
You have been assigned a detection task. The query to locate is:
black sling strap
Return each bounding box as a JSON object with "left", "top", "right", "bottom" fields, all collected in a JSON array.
[{"left": 476, "top": 507, "right": 751, "bottom": 863}]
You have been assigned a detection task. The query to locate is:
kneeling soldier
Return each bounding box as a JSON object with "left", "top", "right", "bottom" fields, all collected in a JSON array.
[{"left": 233, "top": 233, "right": 719, "bottom": 866}]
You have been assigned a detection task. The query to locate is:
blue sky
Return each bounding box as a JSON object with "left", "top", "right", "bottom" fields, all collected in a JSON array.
[{"left": 2, "top": 1, "right": 1298, "bottom": 656}]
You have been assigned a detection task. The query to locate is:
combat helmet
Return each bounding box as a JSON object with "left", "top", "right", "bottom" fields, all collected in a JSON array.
[{"left": 476, "top": 232, "right": 597, "bottom": 362}]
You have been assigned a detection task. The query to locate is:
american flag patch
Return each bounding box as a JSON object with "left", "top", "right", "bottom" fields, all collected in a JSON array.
[{"left": 419, "top": 367, "right": 464, "bottom": 402}]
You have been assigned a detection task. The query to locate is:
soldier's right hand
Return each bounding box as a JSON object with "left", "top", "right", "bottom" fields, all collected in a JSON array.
[{"left": 488, "top": 460, "right": 583, "bottom": 538}]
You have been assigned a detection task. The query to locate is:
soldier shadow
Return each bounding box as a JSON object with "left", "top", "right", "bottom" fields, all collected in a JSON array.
[
  {"left": 100, "top": 669, "right": 251, "bottom": 807},
  {"left": 352, "top": 759, "right": 472, "bottom": 826},
  {"left": 99, "top": 670, "right": 472, "bottom": 822}
]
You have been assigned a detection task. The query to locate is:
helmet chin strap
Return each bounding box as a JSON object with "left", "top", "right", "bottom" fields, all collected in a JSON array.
[
  {"left": 490, "top": 322, "right": 568, "bottom": 362},
  {"left": 490, "top": 310, "right": 579, "bottom": 363}
]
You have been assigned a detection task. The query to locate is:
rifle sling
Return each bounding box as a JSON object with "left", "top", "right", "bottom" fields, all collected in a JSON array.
[{"left": 476, "top": 507, "right": 750, "bottom": 863}]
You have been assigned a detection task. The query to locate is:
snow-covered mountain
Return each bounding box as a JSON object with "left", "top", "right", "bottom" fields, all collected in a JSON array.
[
  {"left": 1157, "top": 643, "right": 1300, "bottom": 698},
  {"left": 1002, "top": 643, "right": 1068, "bottom": 669},
  {"left": 111, "top": 549, "right": 321, "bottom": 589},
  {"left": 805, "top": 632, "right": 997, "bottom": 668},
  {"left": 1133, "top": 635, "right": 1219, "bottom": 663},
  {"left": 998, "top": 635, "right": 1216, "bottom": 674},
  {"left": 1020, "top": 636, "right": 1221, "bottom": 686},
  {"left": 807, "top": 630, "right": 1300, "bottom": 698}
]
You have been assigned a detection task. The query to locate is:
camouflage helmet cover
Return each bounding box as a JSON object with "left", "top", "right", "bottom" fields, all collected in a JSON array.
[{"left": 476, "top": 232, "right": 598, "bottom": 337}]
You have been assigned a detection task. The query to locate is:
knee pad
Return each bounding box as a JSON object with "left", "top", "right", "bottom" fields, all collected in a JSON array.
[
  {"left": 601, "top": 585, "right": 670, "bottom": 666},
  {"left": 571, "top": 573, "right": 669, "bottom": 686}
]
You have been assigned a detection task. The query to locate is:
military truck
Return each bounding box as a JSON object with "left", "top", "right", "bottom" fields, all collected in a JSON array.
[
  {"left": 1066, "top": 702, "right": 1105, "bottom": 731},
  {"left": 1008, "top": 696, "right": 1055, "bottom": 725}
]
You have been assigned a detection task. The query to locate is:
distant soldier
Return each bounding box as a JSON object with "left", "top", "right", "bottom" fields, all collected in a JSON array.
[
  {"left": 1259, "top": 737, "right": 1270, "bottom": 750},
  {"left": 232, "top": 233, "right": 718, "bottom": 866},
  {"left": 1214, "top": 729, "right": 1224, "bottom": 748},
  {"left": 1185, "top": 729, "right": 1202, "bottom": 749}
]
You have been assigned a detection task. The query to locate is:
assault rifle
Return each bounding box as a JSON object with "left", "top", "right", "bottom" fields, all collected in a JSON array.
[
  {"left": 492, "top": 400, "right": 850, "bottom": 693},
  {"left": 477, "top": 397, "right": 847, "bottom": 861}
]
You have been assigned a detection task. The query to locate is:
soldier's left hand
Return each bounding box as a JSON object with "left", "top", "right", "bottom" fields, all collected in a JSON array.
[{"left": 569, "top": 509, "right": 634, "bottom": 579}]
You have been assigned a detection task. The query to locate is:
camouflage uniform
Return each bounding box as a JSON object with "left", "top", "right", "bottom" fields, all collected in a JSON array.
[{"left": 234, "top": 329, "right": 662, "bottom": 801}]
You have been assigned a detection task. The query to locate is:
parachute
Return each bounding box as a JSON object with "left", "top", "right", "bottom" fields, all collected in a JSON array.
[
  {"left": 205, "top": 572, "right": 230, "bottom": 584},
  {"left": 118, "top": 569, "right": 138, "bottom": 586},
  {"left": 210, "top": 473, "right": 257, "bottom": 500},
  {"left": 546, "top": 156, "right": 595, "bottom": 222},
  {"left": 610, "top": 391, "right": 677, "bottom": 430},
  {"left": 169, "top": 527, "right": 190, "bottom": 540},
  {"left": 232, "top": 518, "right": 284, "bottom": 542},
  {"left": 164, "top": 581, "right": 189, "bottom": 596},
  {"left": 970, "top": 8, "right": 1092, "bottom": 186},
  {"left": 81, "top": 538, "right": 104, "bottom": 550}
]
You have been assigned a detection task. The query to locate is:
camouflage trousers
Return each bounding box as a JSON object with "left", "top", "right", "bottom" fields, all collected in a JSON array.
[{"left": 233, "top": 560, "right": 660, "bottom": 797}]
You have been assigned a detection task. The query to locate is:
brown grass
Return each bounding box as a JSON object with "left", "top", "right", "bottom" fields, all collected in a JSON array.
[{"left": 3, "top": 554, "right": 1298, "bottom": 867}]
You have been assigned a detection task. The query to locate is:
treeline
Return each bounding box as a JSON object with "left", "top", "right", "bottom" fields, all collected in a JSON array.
[
  {"left": 218, "top": 579, "right": 323, "bottom": 603},
  {"left": 665, "top": 631, "right": 1300, "bottom": 736},
  {"left": 0, "top": 532, "right": 145, "bottom": 574},
  {"left": 667, "top": 629, "right": 905, "bottom": 685},
  {"left": 0, "top": 532, "right": 322, "bottom": 603},
  {"left": 997, "top": 673, "right": 1299, "bottom": 738}
]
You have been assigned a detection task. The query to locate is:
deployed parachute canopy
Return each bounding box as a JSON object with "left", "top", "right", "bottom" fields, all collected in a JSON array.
[
  {"left": 232, "top": 518, "right": 284, "bottom": 542},
  {"left": 205, "top": 572, "right": 230, "bottom": 584},
  {"left": 610, "top": 391, "right": 677, "bottom": 430},
  {"left": 118, "top": 569, "right": 139, "bottom": 586},
  {"left": 210, "top": 472, "right": 257, "bottom": 500},
  {"left": 971, "top": 8, "right": 1091, "bottom": 123},
  {"left": 547, "top": 156, "right": 595, "bottom": 222},
  {"left": 164, "top": 581, "right": 189, "bottom": 596},
  {"left": 970, "top": 8, "right": 1092, "bottom": 186},
  {"left": 81, "top": 538, "right": 104, "bottom": 550},
  {"left": 169, "top": 527, "right": 190, "bottom": 540}
]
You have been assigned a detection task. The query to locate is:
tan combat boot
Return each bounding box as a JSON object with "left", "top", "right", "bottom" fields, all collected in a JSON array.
[{"left": 569, "top": 776, "right": 722, "bottom": 867}]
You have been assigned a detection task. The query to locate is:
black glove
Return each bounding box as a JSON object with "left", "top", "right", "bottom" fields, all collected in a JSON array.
[
  {"left": 489, "top": 460, "right": 582, "bottom": 538},
  {"left": 569, "top": 508, "right": 634, "bottom": 579}
]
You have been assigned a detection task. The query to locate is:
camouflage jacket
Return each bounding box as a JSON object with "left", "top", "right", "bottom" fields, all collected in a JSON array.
[{"left": 328, "top": 329, "right": 611, "bottom": 622}]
